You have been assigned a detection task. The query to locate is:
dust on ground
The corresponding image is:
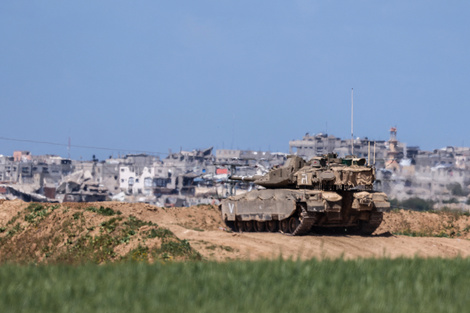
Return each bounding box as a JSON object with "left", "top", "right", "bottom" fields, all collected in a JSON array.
[{"left": 1, "top": 200, "right": 470, "bottom": 262}]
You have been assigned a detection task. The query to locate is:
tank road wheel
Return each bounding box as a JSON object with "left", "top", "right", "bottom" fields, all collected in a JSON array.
[
  {"left": 266, "top": 220, "right": 278, "bottom": 232},
  {"left": 288, "top": 216, "right": 300, "bottom": 233},
  {"left": 280, "top": 219, "right": 290, "bottom": 233},
  {"left": 243, "top": 221, "right": 254, "bottom": 232},
  {"left": 254, "top": 221, "right": 266, "bottom": 232},
  {"left": 235, "top": 220, "right": 244, "bottom": 232}
]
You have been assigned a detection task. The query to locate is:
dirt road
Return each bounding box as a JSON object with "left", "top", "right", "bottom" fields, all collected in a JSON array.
[
  {"left": 166, "top": 222, "right": 470, "bottom": 261},
  {"left": 111, "top": 202, "right": 470, "bottom": 261}
]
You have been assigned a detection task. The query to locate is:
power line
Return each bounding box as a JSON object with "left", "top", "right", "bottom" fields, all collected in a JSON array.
[{"left": 0, "top": 136, "right": 167, "bottom": 156}]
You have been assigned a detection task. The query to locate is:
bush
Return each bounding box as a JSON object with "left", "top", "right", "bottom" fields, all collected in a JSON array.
[
  {"left": 86, "top": 206, "right": 122, "bottom": 216},
  {"left": 447, "top": 182, "right": 468, "bottom": 197},
  {"left": 400, "top": 197, "right": 434, "bottom": 211},
  {"left": 442, "top": 198, "right": 459, "bottom": 204}
]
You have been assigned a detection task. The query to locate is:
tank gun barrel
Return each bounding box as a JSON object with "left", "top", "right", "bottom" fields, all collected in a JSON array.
[{"left": 229, "top": 175, "right": 261, "bottom": 182}]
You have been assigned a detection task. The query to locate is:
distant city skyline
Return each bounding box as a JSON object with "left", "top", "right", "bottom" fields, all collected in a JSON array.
[
  {"left": 1, "top": 1, "right": 469, "bottom": 160},
  {"left": 0, "top": 127, "right": 460, "bottom": 162}
]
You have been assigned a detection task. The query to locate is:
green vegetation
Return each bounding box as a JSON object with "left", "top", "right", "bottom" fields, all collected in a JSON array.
[
  {"left": 24, "top": 204, "right": 59, "bottom": 225},
  {"left": 53, "top": 213, "right": 201, "bottom": 264},
  {"left": 0, "top": 258, "right": 469, "bottom": 312},
  {"left": 442, "top": 198, "right": 459, "bottom": 204},
  {"left": 146, "top": 227, "right": 172, "bottom": 239},
  {"left": 0, "top": 203, "right": 201, "bottom": 264},
  {"left": 390, "top": 197, "right": 470, "bottom": 212},
  {"left": 439, "top": 206, "right": 470, "bottom": 217},
  {"left": 393, "top": 229, "right": 451, "bottom": 238},
  {"left": 85, "top": 206, "right": 122, "bottom": 216},
  {"left": 447, "top": 182, "right": 469, "bottom": 197},
  {"left": 390, "top": 197, "right": 436, "bottom": 211},
  {"left": 400, "top": 197, "right": 435, "bottom": 211}
]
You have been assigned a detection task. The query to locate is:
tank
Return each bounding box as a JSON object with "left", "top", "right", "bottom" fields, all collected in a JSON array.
[{"left": 220, "top": 154, "right": 390, "bottom": 235}]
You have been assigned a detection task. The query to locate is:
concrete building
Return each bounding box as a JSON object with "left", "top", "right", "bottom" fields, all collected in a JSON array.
[{"left": 289, "top": 132, "right": 391, "bottom": 167}]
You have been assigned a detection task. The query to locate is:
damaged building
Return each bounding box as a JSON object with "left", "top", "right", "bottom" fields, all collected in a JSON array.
[
  {"left": 289, "top": 132, "right": 393, "bottom": 167},
  {"left": 3, "top": 127, "right": 470, "bottom": 210}
]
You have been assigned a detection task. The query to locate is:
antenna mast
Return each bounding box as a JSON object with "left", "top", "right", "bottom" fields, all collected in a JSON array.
[{"left": 351, "top": 88, "right": 354, "bottom": 155}]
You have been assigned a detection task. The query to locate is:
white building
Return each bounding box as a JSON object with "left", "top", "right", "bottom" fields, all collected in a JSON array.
[{"left": 119, "top": 166, "right": 155, "bottom": 196}]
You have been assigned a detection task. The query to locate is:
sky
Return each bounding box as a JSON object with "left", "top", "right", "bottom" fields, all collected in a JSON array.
[{"left": 1, "top": 1, "right": 469, "bottom": 160}]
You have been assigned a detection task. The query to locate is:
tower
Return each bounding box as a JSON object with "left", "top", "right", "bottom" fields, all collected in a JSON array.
[{"left": 385, "top": 127, "right": 400, "bottom": 171}]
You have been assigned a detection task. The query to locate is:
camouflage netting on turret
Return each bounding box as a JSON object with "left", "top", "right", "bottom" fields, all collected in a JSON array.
[{"left": 332, "top": 166, "right": 374, "bottom": 187}]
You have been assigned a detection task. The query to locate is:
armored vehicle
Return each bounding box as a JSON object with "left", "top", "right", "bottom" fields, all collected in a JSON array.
[{"left": 220, "top": 154, "right": 390, "bottom": 235}]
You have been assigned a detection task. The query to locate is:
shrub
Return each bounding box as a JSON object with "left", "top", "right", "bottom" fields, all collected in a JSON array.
[
  {"left": 400, "top": 197, "right": 434, "bottom": 211},
  {"left": 447, "top": 182, "right": 468, "bottom": 197}
]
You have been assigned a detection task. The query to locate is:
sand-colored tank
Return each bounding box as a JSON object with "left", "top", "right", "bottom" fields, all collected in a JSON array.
[{"left": 220, "top": 154, "right": 390, "bottom": 235}]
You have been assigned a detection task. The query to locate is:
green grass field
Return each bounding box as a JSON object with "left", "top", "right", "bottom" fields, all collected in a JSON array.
[{"left": 0, "top": 257, "right": 469, "bottom": 313}]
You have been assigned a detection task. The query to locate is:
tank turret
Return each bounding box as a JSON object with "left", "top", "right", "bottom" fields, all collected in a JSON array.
[{"left": 239, "top": 154, "right": 375, "bottom": 190}]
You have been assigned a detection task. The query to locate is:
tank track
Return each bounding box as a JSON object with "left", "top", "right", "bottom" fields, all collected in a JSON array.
[
  {"left": 359, "top": 211, "right": 383, "bottom": 235},
  {"left": 291, "top": 213, "right": 317, "bottom": 236},
  {"left": 226, "top": 211, "right": 383, "bottom": 236}
]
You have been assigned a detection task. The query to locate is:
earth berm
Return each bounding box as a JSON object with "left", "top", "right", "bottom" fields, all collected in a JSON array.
[{"left": 1, "top": 200, "right": 470, "bottom": 263}]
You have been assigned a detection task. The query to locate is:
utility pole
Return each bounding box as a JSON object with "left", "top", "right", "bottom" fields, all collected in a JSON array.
[{"left": 351, "top": 88, "right": 354, "bottom": 156}]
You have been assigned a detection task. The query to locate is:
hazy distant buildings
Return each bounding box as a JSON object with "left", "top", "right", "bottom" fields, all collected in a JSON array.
[
  {"left": 289, "top": 132, "right": 391, "bottom": 167},
  {"left": 1, "top": 128, "right": 470, "bottom": 210}
]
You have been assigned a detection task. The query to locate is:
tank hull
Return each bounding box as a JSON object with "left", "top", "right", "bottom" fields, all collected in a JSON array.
[{"left": 220, "top": 189, "right": 390, "bottom": 235}]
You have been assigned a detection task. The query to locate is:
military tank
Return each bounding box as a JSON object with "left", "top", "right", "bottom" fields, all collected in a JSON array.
[{"left": 220, "top": 154, "right": 390, "bottom": 235}]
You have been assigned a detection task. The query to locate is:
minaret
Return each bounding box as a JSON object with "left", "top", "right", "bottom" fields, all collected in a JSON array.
[{"left": 389, "top": 127, "right": 398, "bottom": 155}]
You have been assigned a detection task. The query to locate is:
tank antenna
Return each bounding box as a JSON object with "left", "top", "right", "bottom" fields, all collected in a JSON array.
[{"left": 351, "top": 88, "right": 354, "bottom": 155}]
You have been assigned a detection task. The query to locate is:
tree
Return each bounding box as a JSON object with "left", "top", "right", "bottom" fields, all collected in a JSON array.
[{"left": 447, "top": 182, "right": 468, "bottom": 197}]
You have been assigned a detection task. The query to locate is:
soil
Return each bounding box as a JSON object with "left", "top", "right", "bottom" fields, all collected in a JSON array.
[{"left": 1, "top": 200, "right": 470, "bottom": 262}]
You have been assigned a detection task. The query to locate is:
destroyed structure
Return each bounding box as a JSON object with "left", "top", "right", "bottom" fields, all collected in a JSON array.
[
  {"left": 2, "top": 128, "right": 470, "bottom": 210},
  {"left": 0, "top": 148, "right": 286, "bottom": 207}
]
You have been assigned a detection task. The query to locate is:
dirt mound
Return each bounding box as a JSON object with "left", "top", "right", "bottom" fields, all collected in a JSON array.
[
  {"left": 377, "top": 209, "right": 470, "bottom": 238},
  {"left": 0, "top": 201, "right": 202, "bottom": 264},
  {"left": 2, "top": 201, "right": 470, "bottom": 263}
]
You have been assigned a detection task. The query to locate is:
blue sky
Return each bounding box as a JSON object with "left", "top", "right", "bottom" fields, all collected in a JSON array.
[{"left": 1, "top": 1, "right": 469, "bottom": 160}]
